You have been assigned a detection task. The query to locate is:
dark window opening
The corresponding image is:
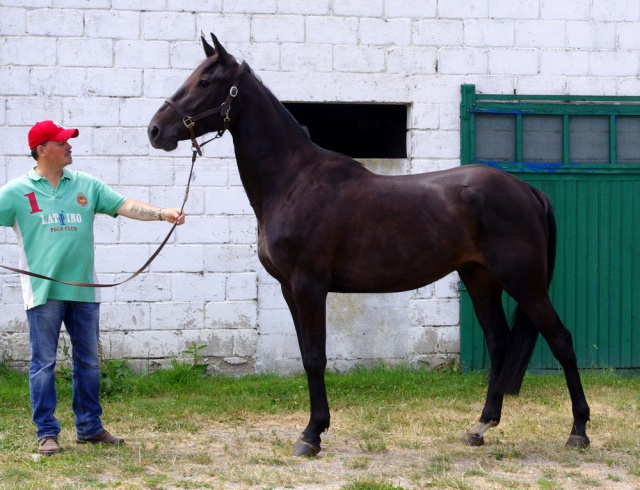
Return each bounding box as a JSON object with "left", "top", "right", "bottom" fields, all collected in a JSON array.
[{"left": 283, "top": 103, "right": 407, "bottom": 159}]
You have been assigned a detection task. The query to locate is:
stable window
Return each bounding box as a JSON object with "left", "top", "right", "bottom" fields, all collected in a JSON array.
[
  {"left": 283, "top": 103, "right": 407, "bottom": 159},
  {"left": 461, "top": 85, "right": 640, "bottom": 171}
]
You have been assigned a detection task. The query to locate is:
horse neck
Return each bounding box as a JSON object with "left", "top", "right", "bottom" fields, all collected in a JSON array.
[{"left": 229, "top": 75, "right": 314, "bottom": 216}]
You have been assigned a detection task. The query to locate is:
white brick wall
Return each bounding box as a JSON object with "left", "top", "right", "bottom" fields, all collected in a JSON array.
[{"left": 1, "top": 2, "right": 637, "bottom": 374}]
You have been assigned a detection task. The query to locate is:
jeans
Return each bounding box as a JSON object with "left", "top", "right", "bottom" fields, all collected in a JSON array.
[{"left": 28, "top": 300, "right": 104, "bottom": 440}]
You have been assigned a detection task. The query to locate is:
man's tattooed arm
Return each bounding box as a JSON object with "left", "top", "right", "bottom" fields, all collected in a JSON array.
[
  {"left": 116, "top": 199, "right": 184, "bottom": 224},
  {"left": 116, "top": 199, "right": 162, "bottom": 221},
  {"left": 130, "top": 203, "right": 160, "bottom": 219}
]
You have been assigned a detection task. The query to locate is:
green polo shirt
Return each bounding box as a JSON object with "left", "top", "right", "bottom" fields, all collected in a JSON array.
[{"left": 0, "top": 168, "right": 126, "bottom": 309}]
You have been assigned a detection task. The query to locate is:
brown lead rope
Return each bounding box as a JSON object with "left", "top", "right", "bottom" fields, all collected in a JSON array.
[
  {"left": 1, "top": 140, "right": 198, "bottom": 288},
  {"left": 1, "top": 85, "right": 238, "bottom": 288}
]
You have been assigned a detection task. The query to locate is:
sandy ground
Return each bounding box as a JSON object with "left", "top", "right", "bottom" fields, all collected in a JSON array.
[{"left": 99, "top": 408, "right": 640, "bottom": 490}]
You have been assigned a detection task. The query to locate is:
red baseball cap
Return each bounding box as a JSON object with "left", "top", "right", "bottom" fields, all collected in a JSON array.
[{"left": 28, "top": 120, "right": 79, "bottom": 150}]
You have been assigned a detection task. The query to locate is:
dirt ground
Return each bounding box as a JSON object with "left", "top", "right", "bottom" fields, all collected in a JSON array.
[{"left": 108, "top": 406, "right": 640, "bottom": 490}]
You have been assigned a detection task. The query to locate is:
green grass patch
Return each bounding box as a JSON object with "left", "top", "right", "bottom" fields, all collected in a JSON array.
[
  {"left": 342, "top": 480, "right": 406, "bottom": 490},
  {"left": 0, "top": 362, "right": 639, "bottom": 489}
]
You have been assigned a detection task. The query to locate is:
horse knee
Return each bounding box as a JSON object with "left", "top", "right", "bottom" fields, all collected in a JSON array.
[{"left": 301, "top": 352, "right": 327, "bottom": 374}]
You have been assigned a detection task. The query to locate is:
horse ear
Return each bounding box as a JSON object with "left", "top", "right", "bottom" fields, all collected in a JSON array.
[
  {"left": 201, "top": 33, "right": 215, "bottom": 58},
  {"left": 210, "top": 33, "right": 231, "bottom": 62}
]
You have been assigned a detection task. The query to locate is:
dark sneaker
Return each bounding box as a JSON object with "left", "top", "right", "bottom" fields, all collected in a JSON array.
[
  {"left": 38, "top": 436, "right": 61, "bottom": 455},
  {"left": 77, "top": 429, "right": 125, "bottom": 445}
]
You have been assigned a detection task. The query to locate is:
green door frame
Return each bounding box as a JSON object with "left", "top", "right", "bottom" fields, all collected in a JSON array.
[{"left": 459, "top": 84, "right": 640, "bottom": 371}]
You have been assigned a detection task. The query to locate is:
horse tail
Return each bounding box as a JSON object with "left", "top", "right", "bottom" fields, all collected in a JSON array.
[{"left": 496, "top": 187, "right": 556, "bottom": 395}]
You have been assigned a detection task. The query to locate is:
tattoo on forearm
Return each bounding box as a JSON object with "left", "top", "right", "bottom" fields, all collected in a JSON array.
[{"left": 130, "top": 204, "right": 157, "bottom": 219}]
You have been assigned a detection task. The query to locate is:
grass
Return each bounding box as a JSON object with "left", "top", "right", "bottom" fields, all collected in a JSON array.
[{"left": 0, "top": 362, "right": 639, "bottom": 489}]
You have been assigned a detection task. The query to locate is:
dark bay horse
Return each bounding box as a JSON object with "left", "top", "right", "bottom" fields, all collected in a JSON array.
[{"left": 148, "top": 33, "right": 590, "bottom": 456}]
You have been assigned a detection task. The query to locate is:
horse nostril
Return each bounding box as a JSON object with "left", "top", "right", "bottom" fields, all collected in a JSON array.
[{"left": 149, "top": 125, "right": 159, "bottom": 140}]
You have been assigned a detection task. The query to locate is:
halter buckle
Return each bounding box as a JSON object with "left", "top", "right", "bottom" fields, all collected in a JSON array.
[{"left": 183, "top": 116, "right": 195, "bottom": 128}]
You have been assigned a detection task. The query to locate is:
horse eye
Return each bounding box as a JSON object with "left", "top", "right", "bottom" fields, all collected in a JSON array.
[{"left": 198, "top": 80, "right": 210, "bottom": 88}]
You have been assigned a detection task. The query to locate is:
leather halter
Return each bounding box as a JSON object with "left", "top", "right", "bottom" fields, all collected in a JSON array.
[{"left": 164, "top": 85, "right": 238, "bottom": 156}]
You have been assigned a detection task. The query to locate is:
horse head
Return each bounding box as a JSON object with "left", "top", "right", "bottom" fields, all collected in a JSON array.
[{"left": 148, "top": 33, "right": 243, "bottom": 152}]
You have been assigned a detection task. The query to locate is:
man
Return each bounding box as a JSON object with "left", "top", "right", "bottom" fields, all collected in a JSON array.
[{"left": 0, "top": 120, "right": 186, "bottom": 455}]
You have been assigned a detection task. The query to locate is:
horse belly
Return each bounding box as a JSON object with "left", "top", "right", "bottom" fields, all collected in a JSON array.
[
  {"left": 326, "top": 182, "right": 477, "bottom": 293},
  {"left": 330, "top": 235, "right": 466, "bottom": 294}
]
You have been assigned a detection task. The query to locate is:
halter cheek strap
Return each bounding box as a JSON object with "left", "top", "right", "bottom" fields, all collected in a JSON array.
[{"left": 165, "top": 85, "right": 238, "bottom": 156}]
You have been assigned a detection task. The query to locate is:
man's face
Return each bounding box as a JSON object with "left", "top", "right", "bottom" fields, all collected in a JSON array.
[{"left": 40, "top": 140, "right": 73, "bottom": 167}]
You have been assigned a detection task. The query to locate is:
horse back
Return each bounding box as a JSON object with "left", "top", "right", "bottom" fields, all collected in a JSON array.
[{"left": 259, "top": 160, "right": 548, "bottom": 293}]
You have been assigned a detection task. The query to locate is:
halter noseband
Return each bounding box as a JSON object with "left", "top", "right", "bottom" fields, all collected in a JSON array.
[{"left": 164, "top": 85, "right": 238, "bottom": 156}]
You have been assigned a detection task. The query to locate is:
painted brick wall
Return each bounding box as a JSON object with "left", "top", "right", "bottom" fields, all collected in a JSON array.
[{"left": 1, "top": 1, "right": 638, "bottom": 374}]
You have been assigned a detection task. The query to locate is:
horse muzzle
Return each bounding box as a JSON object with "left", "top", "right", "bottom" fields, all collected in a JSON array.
[{"left": 147, "top": 118, "right": 180, "bottom": 152}]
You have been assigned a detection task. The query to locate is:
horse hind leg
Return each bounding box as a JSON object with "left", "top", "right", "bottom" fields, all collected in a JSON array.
[
  {"left": 459, "top": 266, "right": 510, "bottom": 446},
  {"left": 463, "top": 420, "right": 499, "bottom": 447},
  {"left": 517, "top": 297, "right": 590, "bottom": 448}
]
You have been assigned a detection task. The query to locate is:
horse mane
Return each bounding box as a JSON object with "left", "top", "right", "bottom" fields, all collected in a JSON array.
[
  {"left": 240, "top": 61, "right": 315, "bottom": 145},
  {"left": 239, "top": 60, "right": 365, "bottom": 168}
]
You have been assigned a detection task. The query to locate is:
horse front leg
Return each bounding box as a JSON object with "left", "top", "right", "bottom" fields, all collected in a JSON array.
[{"left": 282, "top": 282, "right": 330, "bottom": 457}]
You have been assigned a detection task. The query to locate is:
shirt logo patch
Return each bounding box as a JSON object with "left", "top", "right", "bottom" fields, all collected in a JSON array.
[{"left": 77, "top": 193, "right": 88, "bottom": 208}]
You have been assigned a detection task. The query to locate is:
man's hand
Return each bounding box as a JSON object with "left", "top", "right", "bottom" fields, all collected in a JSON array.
[{"left": 159, "top": 208, "right": 186, "bottom": 225}]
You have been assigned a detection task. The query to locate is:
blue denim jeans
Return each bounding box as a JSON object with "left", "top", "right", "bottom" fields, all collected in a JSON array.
[{"left": 27, "top": 300, "right": 104, "bottom": 440}]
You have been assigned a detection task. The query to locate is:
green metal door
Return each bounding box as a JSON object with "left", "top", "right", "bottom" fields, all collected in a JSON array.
[{"left": 460, "top": 85, "right": 640, "bottom": 371}]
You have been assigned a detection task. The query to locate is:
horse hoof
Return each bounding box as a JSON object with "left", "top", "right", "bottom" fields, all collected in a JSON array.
[
  {"left": 292, "top": 437, "right": 321, "bottom": 457},
  {"left": 565, "top": 434, "right": 590, "bottom": 449},
  {"left": 461, "top": 432, "right": 485, "bottom": 447}
]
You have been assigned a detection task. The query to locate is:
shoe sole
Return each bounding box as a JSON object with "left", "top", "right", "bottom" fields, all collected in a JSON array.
[
  {"left": 76, "top": 439, "right": 124, "bottom": 445},
  {"left": 38, "top": 449, "right": 60, "bottom": 455}
]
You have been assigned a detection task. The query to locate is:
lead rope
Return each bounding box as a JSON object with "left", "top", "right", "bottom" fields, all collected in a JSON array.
[
  {"left": 0, "top": 123, "right": 225, "bottom": 288},
  {"left": 0, "top": 153, "right": 196, "bottom": 288},
  {"left": 1, "top": 85, "right": 238, "bottom": 287}
]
